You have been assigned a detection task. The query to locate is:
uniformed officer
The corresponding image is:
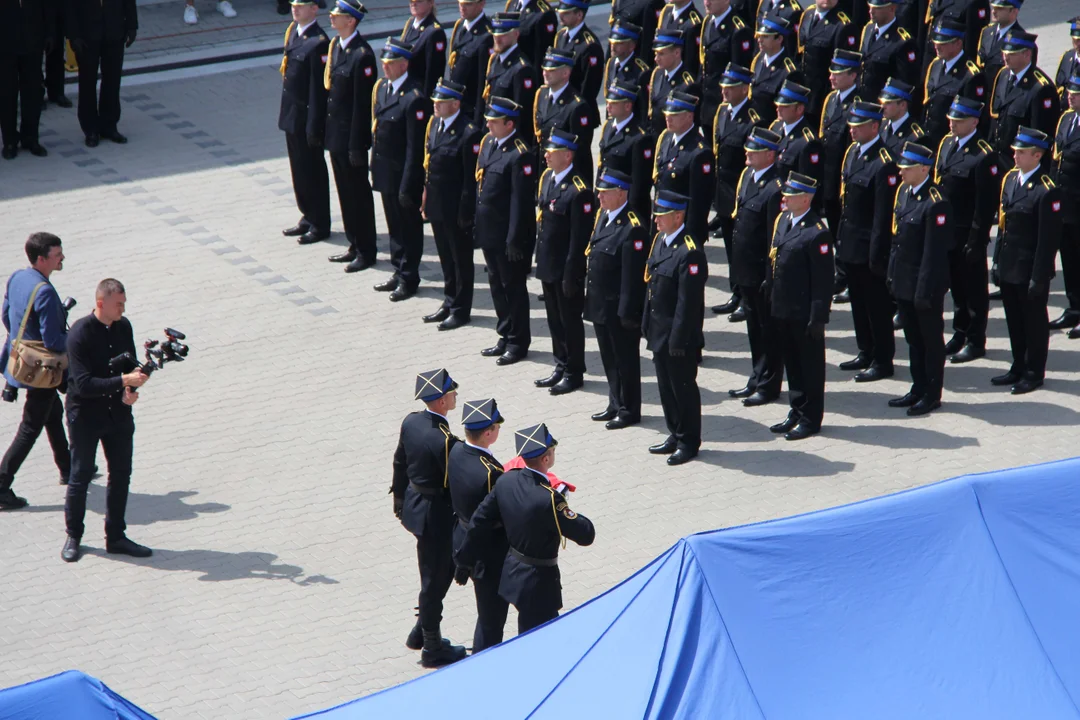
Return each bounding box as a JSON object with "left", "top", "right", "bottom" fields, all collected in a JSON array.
[
  {"left": 770, "top": 80, "right": 825, "bottom": 208},
  {"left": 879, "top": 77, "right": 928, "bottom": 158},
  {"left": 401, "top": 0, "right": 447, "bottom": 96},
  {"left": 597, "top": 80, "right": 653, "bottom": 221},
  {"left": 919, "top": 0, "right": 988, "bottom": 76},
  {"left": 652, "top": 91, "right": 716, "bottom": 243},
  {"left": 324, "top": 0, "right": 378, "bottom": 273},
  {"left": 609, "top": 0, "right": 664, "bottom": 63},
  {"left": 448, "top": 398, "right": 508, "bottom": 653},
  {"left": 553, "top": 0, "right": 604, "bottom": 118},
  {"left": 990, "top": 127, "right": 1063, "bottom": 393},
  {"left": 766, "top": 173, "right": 834, "bottom": 440},
  {"left": 835, "top": 101, "right": 901, "bottom": 381},
  {"left": 585, "top": 169, "right": 649, "bottom": 428},
  {"left": 371, "top": 39, "right": 431, "bottom": 302},
  {"left": 887, "top": 142, "right": 953, "bottom": 415},
  {"left": 475, "top": 97, "right": 538, "bottom": 365},
  {"left": 643, "top": 191, "right": 708, "bottom": 465},
  {"left": 658, "top": 0, "right": 704, "bottom": 77},
  {"left": 988, "top": 31, "right": 1059, "bottom": 171},
  {"left": 391, "top": 369, "right": 468, "bottom": 667},
  {"left": 1052, "top": 76, "right": 1080, "bottom": 339},
  {"left": 754, "top": 0, "right": 801, "bottom": 57},
  {"left": 820, "top": 49, "right": 863, "bottom": 233},
  {"left": 857, "top": 0, "right": 920, "bottom": 103},
  {"left": 699, "top": 0, "right": 754, "bottom": 135},
  {"left": 460, "top": 423, "right": 595, "bottom": 634},
  {"left": 728, "top": 127, "right": 785, "bottom": 404},
  {"left": 278, "top": 0, "right": 331, "bottom": 246},
  {"left": 0, "top": 0, "right": 54, "bottom": 157},
  {"left": 534, "top": 129, "right": 596, "bottom": 395},
  {"left": 1054, "top": 18, "right": 1080, "bottom": 106},
  {"left": 66, "top": 0, "right": 137, "bottom": 147},
  {"left": 510, "top": 0, "right": 557, "bottom": 70},
  {"left": 648, "top": 30, "right": 700, "bottom": 135},
  {"left": 748, "top": 16, "right": 799, "bottom": 124},
  {"left": 483, "top": 12, "right": 538, "bottom": 139},
  {"left": 422, "top": 79, "right": 485, "bottom": 329},
  {"left": 447, "top": 0, "right": 494, "bottom": 124},
  {"left": 976, "top": 0, "right": 1025, "bottom": 90},
  {"left": 921, "top": 18, "right": 988, "bottom": 148},
  {"left": 796, "top": 0, "right": 859, "bottom": 124},
  {"left": 603, "top": 20, "right": 651, "bottom": 122},
  {"left": 710, "top": 62, "right": 764, "bottom": 314},
  {"left": 933, "top": 95, "right": 1000, "bottom": 362},
  {"left": 534, "top": 47, "right": 595, "bottom": 175}
]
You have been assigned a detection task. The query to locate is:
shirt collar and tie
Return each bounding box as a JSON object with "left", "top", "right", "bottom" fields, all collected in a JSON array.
[
  {"left": 613, "top": 113, "right": 635, "bottom": 133},
  {"left": 788, "top": 209, "right": 811, "bottom": 227},
  {"left": 712, "top": 7, "right": 731, "bottom": 26},
  {"left": 550, "top": 164, "right": 573, "bottom": 187},
  {"left": 859, "top": 135, "right": 880, "bottom": 157},
  {"left": 565, "top": 22, "right": 585, "bottom": 41},
  {"left": 666, "top": 62, "right": 685, "bottom": 81},
  {"left": 439, "top": 110, "right": 461, "bottom": 133},
  {"left": 943, "top": 50, "right": 964, "bottom": 74},
  {"left": 1017, "top": 166, "right": 1038, "bottom": 187},
  {"left": 728, "top": 97, "right": 748, "bottom": 117},
  {"left": 763, "top": 50, "right": 783, "bottom": 67},
  {"left": 663, "top": 223, "right": 687, "bottom": 246},
  {"left": 909, "top": 177, "right": 928, "bottom": 196},
  {"left": 339, "top": 31, "right": 359, "bottom": 50},
  {"left": 954, "top": 129, "right": 976, "bottom": 151},
  {"left": 297, "top": 19, "right": 317, "bottom": 36},
  {"left": 996, "top": 21, "right": 1015, "bottom": 41},
  {"left": 838, "top": 85, "right": 857, "bottom": 103},
  {"left": 752, "top": 164, "right": 774, "bottom": 182},
  {"left": 890, "top": 112, "right": 909, "bottom": 134},
  {"left": 1009, "top": 63, "right": 1031, "bottom": 87},
  {"left": 873, "top": 18, "right": 895, "bottom": 40},
  {"left": 605, "top": 202, "right": 628, "bottom": 226},
  {"left": 498, "top": 43, "right": 519, "bottom": 62},
  {"left": 464, "top": 11, "right": 486, "bottom": 31},
  {"left": 549, "top": 83, "right": 569, "bottom": 104},
  {"left": 389, "top": 72, "right": 409, "bottom": 94}
]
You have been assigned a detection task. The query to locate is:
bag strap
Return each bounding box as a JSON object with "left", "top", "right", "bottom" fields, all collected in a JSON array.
[{"left": 11, "top": 282, "right": 46, "bottom": 353}]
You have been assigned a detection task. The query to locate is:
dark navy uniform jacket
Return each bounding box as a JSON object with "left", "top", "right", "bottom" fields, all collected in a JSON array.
[
  {"left": 713, "top": 100, "right": 764, "bottom": 217},
  {"left": 698, "top": 11, "right": 754, "bottom": 127},
  {"left": 597, "top": 114, "right": 654, "bottom": 219},
  {"left": 371, "top": 76, "right": 431, "bottom": 205},
  {"left": 324, "top": 34, "right": 377, "bottom": 155},
  {"left": 932, "top": 134, "right": 1000, "bottom": 243},
  {"left": 767, "top": 210, "right": 834, "bottom": 325},
  {"left": 642, "top": 227, "right": 708, "bottom": 353},
  {"left": 836, "top": 140, "right": 900, "bottom": 274},
  {"left": 857, "top": 20, "right": 919, "bottom": 103},
  {"left": 993, "top": 169, "right": 1064, "bottom": 288},
  {"left": 652, "top": 128, "right": 716, "bottom": 241},
  {"left": 989, "top": 65, "right": 1060, "bottom": 164},
  {"left": 887, "top": 181, "right": 953, "bottom": 304},
  {"left": 921, "top": 55, "right": 987, "bottom": 146},
  {"left": 278, "top": 21, "right": 330, "bottom": 138},
  {"left": 391, "top": 410, "right": 458, "bottom": 538},
  {"left": 748, "top": 49, "right": 798, "bottom": 124},
  {"left": 729, "top": 165, "right": 783, "bottom": 288},
  {"left": 474, "top": 133, "right": 538, "bottom": 255},
  {"left": 448, "top": 14, "right": 494, "bottom": 123},
  {"left": 796, "top": 7, "right": 859, "bottom": 117},
  {"left": 819, "top": 88, "right": 860, "bottom": 204},
  {"left": 483, "top": 46, "right": 538, "bottom": 141},
  {"left": 1053, "top": 109, "right": 1080, "bottom": 225},
  {"left": 448, "top": 443, "right": 508, "bottom": 581},
  {"left": 769, "top": 118, "right": 825, "bottom": 202},
  {"left": 535, "top": 169, "right": 595, "bottom": 285},
  {"left": 512, "top": 0, "right": 558, "bottom": 70},
  {"left": 401, "top": 14, "right": 447, "bottom": 97},
  {"left": 554, "top": 23, "right": 605, "bottom": 123},
  {"left": 585, "top": 205, "right": 649, "bottom": 325},
  {"left": 424, "top": 112, "right": 484, "bottom": 225}
]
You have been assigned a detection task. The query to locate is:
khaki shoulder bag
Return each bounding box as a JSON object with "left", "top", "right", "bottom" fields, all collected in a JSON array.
[{"left": 6, "top": 282, "right": 68, "bottom": 389}]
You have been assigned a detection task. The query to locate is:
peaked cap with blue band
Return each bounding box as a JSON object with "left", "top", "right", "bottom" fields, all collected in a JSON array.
[
  {"left": 596, "top": 169, "right": 632, "bottom": 190},
  {"left": 662, "top": 90, "right": 698, "bottom": 114},
  {"left": 896, "top": 142, "right": 935, "bottom": 167},
  {"left": 654, "top": 190, "right": 690, "bottom": 214},
  {"left": 515, "top": 423, "right": 558, "bottom": 459},
  {"left": 946, "top": 95, "right": 983, "bottom": 119},
  {"left": 1002, "top": 31, "right": 1037, "bottom": 52},
  {"left": 653, "top": 30, "right": 685, "bottom": 48},
  {"left": 415, "top": 369, "right": 458, "bottom": 402},
  {"left": 775, "top": 79, "right": 811, "bottom": 106},
  {"left": 1011, "top": 127, "right": 1050, "bottom": 151},
  {"left": 606, "top": 79, "right": 639, "bottom": 101},
  {"left": 544, "top": 128, "right": 579, "bottom": 151},
  {"left": 491, "top": 11, "right": 521, "bottom": 32},
  {"left": 782, "top": 172, "right": 818, "bottom": 195},
  {"left": 848, "top": 100, "right": 884, "bottom": 125},
  {"left": 462, "top": 399, "right": 505, "bottom": 431},
  {"left": 485, "top": 96, "right": 521, "bottom": 119},
  {"left": 721, "top": 62, "right": 753, "bottom": 86},
  {"left": 610, "top": 19, "right": 642, "bottom": 41},
  {"left": 879, "top": 77, "right": 914, "bottom": 102},
  {"left": 930, "top": 18, "right": 965, "bottom": 42},
  {"left": 432, "top": 78, "right": 466, "bottom": 101},
  {"left": 542, "top": 47, "right": 575, "bottom": 69},
  {"left": 830, "top": 49, "right": 861, "bottom": 73},
  {"left": 329, "top": 0, "right": 367, "bottom": 21},
  {"left": 556, "top": 0, "right": 589, "bottom": 11},
  {"left": 382, "top": 37, "right": 414, "bottom": 60},
  {"left": 756, "top": 16, "right": 791, "bottom": 35},
  {"left": 744, "top": 127, "right": 782, "bottom": 152}
]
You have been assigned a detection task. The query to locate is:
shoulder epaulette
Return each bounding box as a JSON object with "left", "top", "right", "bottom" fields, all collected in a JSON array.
[
  {"left": 929, "top": 187, "right": 942, "bottom": 202},
  {"left": 748, "top": 108, "right": 761, "bottom": 123},
  {"left": 783, "top": 57, "right": 797, "bottom": 73},
  {"left": 556, "top": 26, "right": 567, "bottom": 37},
  {"left": 977, "top": 139, "right": 993, "bottom": 155},
  {"left": 1033, "top": 70, "right": 1050, "bottom": 86},
  {"left": 540, "top": 167, "right": 553, "bottom": 182},
  {"left": 966, "top": 60, "right": 980, "bottom": 76},
  {"left": 879, "top": 147, "right": 892, "bottom": 164},
  {"left": 801, "top": 126, "right": 815, "bottom": 143},
  {"left": 573, "top": 176, "right": 587, "bottom": 191},
  {"left": 1005, "top": 167, "right": 1019, "bottom": 177},
  {"left": 684, "top": 236, "right": 697, "bottom": 250},
  {"left": 628, "top": 211, "right": 641, "bottom": 227},
  {"left": 733, "top": 15, "right": 745, "bottom": 29},
  {"left": 537, "top": 0, "right": 550, "bottom": 9},
  {"left": 514, "top": 138, "right": 529, "bottom": 153},
  {"left": 1041, "top": 175, "right": 1056, "bottom": 190},
  {"left": 635, "top": 57, "right": 649, "bottom": 71},
  {"left": 650, "top": 66, "right": 661, "bottom": 83},
  {"left": 897, "top": 27, "right": 911, "bottom": 41},
  {"left": 658, "top": 128, "right": 671, "bottom": 142},
  {"left": 837, "top": 11, "right": 850, "bottom": 23},
  {"left": 911, "top": 122, "right": 925, "bottom": 137},
  {"left": 433, "top": 20, "right": 441, "bottom": 29},
  {"left": 583, "top": 30, "right": 596, "bottom": 43},
  {"left": 769, "top": 118, "right": 782, "bottom": 132},
  {"left": 815, "top": 220, "right": 825, "bottom": 231},
  {"left": 681, "top": 70, "right": 695, "bottom": 85},
  {"left": 689, "top": 10, "right": 702, "bottom": 23}
]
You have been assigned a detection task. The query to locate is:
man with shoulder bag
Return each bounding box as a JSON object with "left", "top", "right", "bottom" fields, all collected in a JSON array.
[{"left": 0, "top": 233, "right": 72, "bottom": 510}]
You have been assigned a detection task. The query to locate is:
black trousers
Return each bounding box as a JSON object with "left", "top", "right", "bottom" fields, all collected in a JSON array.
[
  {"left": 775, "top": 317, "right": 826, "bottom": 429},
  {"left": 482, "top": 247, "right": 531, "bottom": 354},
  {"left": 718, "top": 216, "right": 738, "bottom": 294},
  {"left": 74, "top": 39, "right": 124, "bottom": 136},
  {"left": 1000, "top": 281, "right": 1050, "bottom": 379},
  {"left": 64, "top": 412, "right": 133, "bottom": 541},
  {"left": 1060, "top": 221, "right": 1080, "bottom": 311},
  {"left": 844, "top": 261, "right": 895, "bottom": 367},
  {"left": 897, "top": 298, "right": 946, "bottom": 401},
  {"left": 593, "top": 321, "right": 641, "bottom": 421},
  {"left": 415, "top": 526, "right": 455, "bottom": 631},
  {"left": 540, "top": 280, "right": 585, "bottom": 375},
  {"left": 517, "top": 596, "right": 559, "bottom": 634},
  {"left": 738, "top": 282, "right": 783, "bottom": 396},
  {"left": 653, "top": 348, "right": 702, "bottom": 452},
  {"left": 947, "top": 230, "right": 990, "bottom": 346},
  {"left": 284, "top": 131, "right": 331, "bottom": 235},
  {"left": 471, "top": 559, "right": 508, "bottom": 652},
  {"left": 329, "top": 151, "right": 376, "bottom": 261},
  {"left": 381, "top": 191, "right": 422, "bottom": 291},
  {"left": 44, "top": 16, "right": 66, "bottom": 99},
  {"left": 430, "top": 219, "right": 474, "bottom": 320},
  {"left": 824, "top": 197, "right": 842, "bottom": 238},
  {"left": 0, "top": 387, "right": 70, "bottom": 492},
  {"left": 0, "top": 50, "right": 45, "bottom": 147}
]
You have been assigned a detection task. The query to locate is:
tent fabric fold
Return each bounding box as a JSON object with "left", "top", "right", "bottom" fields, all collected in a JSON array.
[{"left": 0, "top": 670, "right": 158, "bottom": 720}]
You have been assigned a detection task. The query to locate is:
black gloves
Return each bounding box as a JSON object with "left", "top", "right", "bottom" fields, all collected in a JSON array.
[
  {"left": 392, "top": 496, "right": 403, "bottom": 518},
  {"left": 806, "top": 322, "right": 825, "bottom": 340},
  {"left": 125, "top": 29, "right": 137, "bottom": 48},
  {"left": 349, "top": 151, "right": 364, "bottom": 168},
  {"left": 454, "top": 565, "right": 471, "bottom": 586},
  {"left": 307, "top": 134, "right": 322, "bottom": 150}
]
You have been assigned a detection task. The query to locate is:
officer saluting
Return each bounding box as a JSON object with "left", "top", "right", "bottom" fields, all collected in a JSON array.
[
  {"left": 460, "top": 423, "right": 596, "bottom": 634},
  {"left": 1052, "top": 75, "right": 1080, "bottom": 339},
  {"left": 533, "top": 129, "right": 596, "bottom": 396},
  {"left": 921, "top": 18, "right": 988, "bottom": 148},
  {"left": 766, "top": 173, "right": 834, "bottom": 441},
  {"left": 648, "top": 30, "right": 700, "bottom": 136},
  {"left": 652, "top": 91, "right": 715, "bottom": 244},
  {"left": 324, "top": 0, "right": 378, "bottom": 273},
  {"left": 391, "top": 369, "right": 468, "bottom": 667},
  {"left": 371, "top": 39, "right": 431, "bottom": 303},
  {"left": 534, "top": 48, "right": 594, "bottom": 175},
  {"left": 585, "top": 169, "right": 649, "bottom": 429},
  {"left": 448, "top": 398, "right": 509, "bottom": 653},
  {"left": 886, "top": 142, "right": 953, "bottom": 416},
  {"left": 988, "top": 30, "right": 1058, "bottom": 170},
  {"left": 400, "top": 0, "right": 447, "bottom": 96},
  {"left": 597, "top": 80, "right": 653, "bottom": 221},
  {"left": 483, "top": 12, "right": 538, "bottom": 140},
  {"left": 447, "top": 0, "right": 494, "bottom": 124},
  {"left": 603, "top": 20, "right": 651, "bottom": 122},
  {"left": 643, "top": 191, "right": 708, "bottom": 465},
  {"left": 698, "top": 0, "right": 754, "bottom": 135},
  {"left": 748, "top": 15, "right": 798, "bottom": 124},
  {"left": 991, "top": 127, "right": 1064, "bottom": 394}
]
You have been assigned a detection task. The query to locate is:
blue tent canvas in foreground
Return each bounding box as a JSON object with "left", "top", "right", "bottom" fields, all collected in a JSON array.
[
  {"left": 0, "top": 670, "right": 157, "bottom": 720},
  {"left": 297, "top": 457, "right": 1080, "bottom": 720}
]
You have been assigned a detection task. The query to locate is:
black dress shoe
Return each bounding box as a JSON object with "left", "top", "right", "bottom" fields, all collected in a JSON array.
[
  {"left": 833, "top": 288, "right": 850, "bottom": 304},
  {"left": 892, "top": 312, "right": 903, "bottom": 330},
  {"left": 727, "top": 305, "right": 747, "bottom": 323},
  {"left": 742, "top": 390, "right": 777, "bottom": 407},
  {"left": 480, "top": 343, "right": 506, "bottom": 357},
  {"left": 1049, "top": 309, "right": 1080, "bottom": 330},
  {"left": 729, "top": 384, "right": 754, "bottom": 398},
  {"left": 769, "top": 414, "right": 799, "bottom": 434},
  {"left": 1, "top": 145, "right": 16, "bottom": 159},
  {"left": 22, "top": 141, "right": 47, "bottom": 157},
  {"left": 785, "top": 422, "right": 820, "bottom": 441},
  {"left": 991, "top": 370, "right": 1022, "bottom": 386},
  {"left": 106, "top": 536, "right": 152, "bottom": 558},
  {"left": 1070, "top": 326, "right": 1080, "bottom": 340},
  {"left": 838, "top": 353, "right": 872, "bottom": 371},
  {"left": 389, "top": 286, "right": 416, "bottom": 302},
  {"left": 0, "top": 489, "right": 28, "bottom": 510},
  {"left": 667, "top": 448, "right": 698, "bottom": 465},
  {"left": 537, "top": 293, "right": 545, "bottom": 302},
  {"left": 374, "top": 277, "right": 400, "bottom": 292},
  {"left": 345, "top": 256, "right": 376, "bottom": 273},
  {"left": 943, "top": 333, "right": 965, "bottom": 355},
  {"left": 405, "top": 620, "right": 423, "bottom": 650},
  {"left": 60, "top": 474, "right": 69, "bottom": 486},
  {"left": 1011, "top": 377, "right": 1044, "bottom": 395},
  {"left": 329, "top": 249, "right": 357, "bottom": 263},
  {"left": 854, "top": 366, "right": 894, "bottom": 382},
  {"left": 101, "top": 130, "right": 128, "bottom": 144},
  {"left": 550, "top": 375, "right": 583, "bottom": 395},
  {"left": 437, "top": 316, "right": 469, "bottom": 331},
  {"left": 49, "top": 94, "right": 73, "bottom": 108},
  {"left": 496, "top": 350, "right": 526, "bottom": 366},
  {"left": 423, "top": 306, "right": 450, "bottom": 323},
  {"left": 605, "top": 416, "right": 638, "bottom": 430},
  {"left": 420, "top": 636, "right": 467, "bottom": 668},
  {"left": 888, "top": 391, "right": 920, "bottom": 408},
  {"left": 85, "top": 133, "right": 100, "bottom": 147},
  {"left": 535, "top": 369, "right": 564, "bottom": 388},
  {"left": 61, "top": 536, "right": 81, "bottom": 562},
  {"left": 648, "top": 438, "right": 677, "bottom": 455},
  {"left": 297, "top": 230, "right": 329, "bottom": 245},
  {"left": 906, "top": 397, "right": 941, "bottom": 416},
  {"left": 950, "top": 343, "right": 985, "bottom": 363},
  {"left": 592, "top": 408, "right": 617, "bottom": 422},
  {"left": 283, "top": 223, "right": 309, "bottom": 237},
  {"left": 712, "top": 296, "right": 741, "bottom": 315}
]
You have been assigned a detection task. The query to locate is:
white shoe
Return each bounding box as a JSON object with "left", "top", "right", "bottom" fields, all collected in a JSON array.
[
  {"left": 183, "top": 4, "right": 198, "bottom": 23},
  {"left": 216, "top": 0, "right": 237, "bottom": 17}
]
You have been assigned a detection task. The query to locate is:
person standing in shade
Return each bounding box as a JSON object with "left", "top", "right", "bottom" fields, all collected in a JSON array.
[
  {"left": 769, "top": 80, "right": 825, "bottom": 210},
  {"left": 643, "top": 191, "right": 707, "bottom": 466},
  {"left": 401, "top": 0, "right": 447, "bottom": 97},
  {"left": 0, "top": 0, "right": 54, "bottom": 158},
  {"left": 795, "top": 0, "right": 859, "bottom": 127},
  {"left": 878, "top": 78, "right": 928, "bottom": 159},
  {"left": 532, "top": 48, "right": 592, "bottom": 178},
  {"left": 609, "top": 0, "right": 664, "bottom": 63},
  {"left": 819, "top": 49, "right": 863, "bottom": 234},
  {"left": 1052, "top": 75, "right": 1080, "bottom": 339},
  {"left": 552, "top": 0, "right": 604, "bottom": 122},
  {"left": 66, "top": 0, "right": 137, "bottom": 147},
  {"left": 658, "top": 0, "right": 703, "bottom": 77},
  {"left": 447, "top": 0, "right": 494, "bottom": 124},
  {"left": 856, "top": 0, "right": 919, "bottom": 104},
  {"left": 1054, "top": 19, "right": 1080, "bottom": 106},
  {"left": 886, "top": 142, "right": 953, "bottom": 416},
  {"left": 324, "top": 0, "right": 378, "bottom": 274},
  {"left": 278, "top": 0, "right": 331, "bottom": 246},
  {"left": 371, "top": 39, "right": 431, "bottom": 303},
  {"left": 391, "top": 369, "right": 468, "bottom": 667}
]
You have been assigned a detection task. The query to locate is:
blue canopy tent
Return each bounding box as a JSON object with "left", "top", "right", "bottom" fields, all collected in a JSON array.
[
  {"left": 0, "top": 671, "right": 157, "bottom": 720},
  {"left": 298, "top": 457, "right": 1080, "bottom": 720}
]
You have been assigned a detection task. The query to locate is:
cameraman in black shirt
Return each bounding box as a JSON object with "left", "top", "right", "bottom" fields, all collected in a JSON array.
[{"left": 62, "top": 278, "right": 150, "bottom": 563}]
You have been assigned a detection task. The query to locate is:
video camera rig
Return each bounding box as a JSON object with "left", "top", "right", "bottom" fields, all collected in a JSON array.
[{"left": 109, "top": 328, "right": 190, "bottom": 377}]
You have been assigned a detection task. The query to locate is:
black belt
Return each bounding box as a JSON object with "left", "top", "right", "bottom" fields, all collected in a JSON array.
[
  {"left": 409, "top": 482, "right": 443, "bottom": 498},
  {"left": 509, "top": 547, "right": 558, "bottom": 568}
]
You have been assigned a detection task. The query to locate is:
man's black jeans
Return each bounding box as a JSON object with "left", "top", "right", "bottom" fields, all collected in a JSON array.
[
  {"left": 0, "top": 387, "right": 70, "bottom": 491},
  {"left": 64, "top": 410, "right": 133, "bottom": 541}
]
